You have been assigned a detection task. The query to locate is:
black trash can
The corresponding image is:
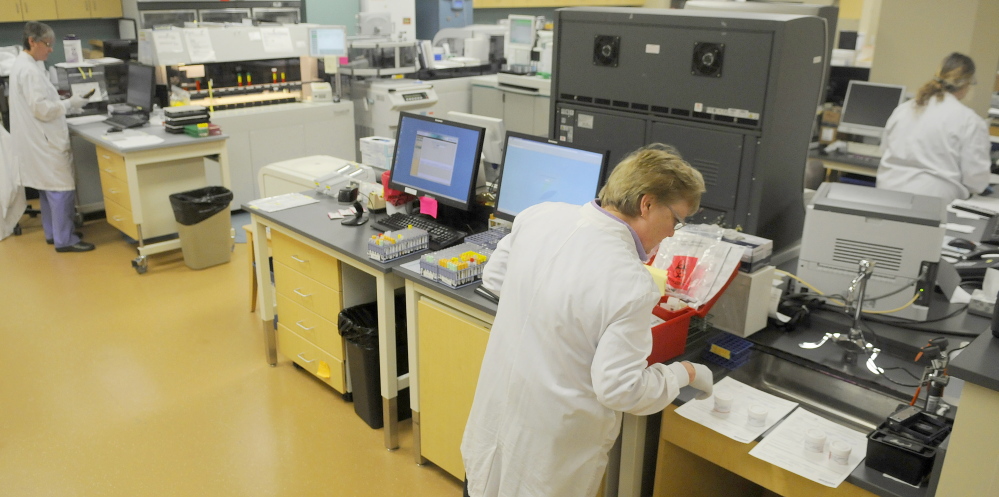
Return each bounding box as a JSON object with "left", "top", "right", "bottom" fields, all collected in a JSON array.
[
  {"left": 168, "top": 186, "right": 234, "bottom": 269},
  {"left": 338, "top": 294, "right": 411, "bottom": 429}
]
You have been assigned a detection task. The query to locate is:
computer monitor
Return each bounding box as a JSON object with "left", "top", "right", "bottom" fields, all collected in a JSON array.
[
  {"left": 838, "top": 81, "right": 906, "bottom": 139},
  {"left": 445, "top": 112, "right": 505, "bottom": 166},
  {"left": 388, "top": 112, "right": 485, "bottom": 210},
  {"left": 309, "top": 27, "right": 347, "bottom": 57},
  {"left": 507, "top": 15, "right": 536, "bottom": 49},
  {"left": 493, "top": 132, "right": 608, "bottom": 221},
  {"left": 125, "top": 62, "right": 156, "bottom": 112},
  {"left": 825, "top": 65, "right": 870, "bottom": 105}
]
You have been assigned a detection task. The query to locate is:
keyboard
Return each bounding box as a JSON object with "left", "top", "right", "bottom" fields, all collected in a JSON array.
[
  {"left": 371, "top": 213, "right": 467, "bottom": 251},
  {"left": 837, "top": 152, "right": 882, "bottom": 168},
  {"left": 104, "top": 114, "right": 148, "bottom": 129}
]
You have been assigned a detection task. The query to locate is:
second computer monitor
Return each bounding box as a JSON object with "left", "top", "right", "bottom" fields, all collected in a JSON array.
[
  {"left": 126, "top": 62, "right": 156, "bottom": 112},
  {"left": 493, "top": 132, "right": 608, "bottom": 221},
  {"left": 837, "top": 80, "right": 906, "bottom": 139},
  {"left": 388, "top": 112, "right": 485, "bottom": 210}
]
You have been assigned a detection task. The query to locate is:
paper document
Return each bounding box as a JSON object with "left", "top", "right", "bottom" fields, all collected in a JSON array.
[
  {"left": 66, "top": 115, "right": 109, "bottom": 125},
  {"left": 400, "top": 260, "right": 422, "bottom": 273},
  {"left": 153, "top": 31, "right": 184, "bottom": 53},
  {"left": 184, "top": 29, "right": 216, "bottom": 63},
  {"left": 71, "top": 82, "right": 103, "bottom": 102},
  {"left": 675, "top": 377, "right": 798, "bottom": 443},
  {"left": 749, "top": 408, "right": 868, "bottom": 488},
  {"left": 102, "top": 130, "right": 164, "bottom": 149},
  {"left": 246, "top": 193, "right": 319, "bottom": 213},
  {"left": 260, "top": 27, "right": 293, "bottom": 53}
]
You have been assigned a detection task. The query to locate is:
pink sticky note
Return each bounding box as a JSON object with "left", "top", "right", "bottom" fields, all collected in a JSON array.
[{"left": 419, "top": 196, "right": 438, "bottom": 218}]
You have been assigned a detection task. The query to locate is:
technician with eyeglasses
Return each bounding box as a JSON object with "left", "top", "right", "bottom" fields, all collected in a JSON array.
[
  {"left": 876, "top": 52, "right": 992, "bottom": 204},
  {"left": 461, "top": 143, "right": 715, "bottom": 497},
  {"left": 10, "top": 21, "right": 92, "bottom": 252}
]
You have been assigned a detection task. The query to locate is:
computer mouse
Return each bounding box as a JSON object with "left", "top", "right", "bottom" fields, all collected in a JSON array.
[{"left": 947, "top": 238, "right": 977, "bottom": 250}]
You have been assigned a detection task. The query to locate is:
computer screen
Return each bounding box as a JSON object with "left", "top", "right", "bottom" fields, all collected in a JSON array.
[
  {"left": 446, "top": 111, "right": 505, "bottom": 166},
  {"left": 493, "top": 132, "right": 608, "bottom": 221},
  {"left": 388, "top": 113, "right": 485, "bottom": 210},
  {"left": 825, "top": 65, "right": 870, "bottom": 105},
  {"left": 838, "top": 81, "right": 906, "bottom": 138},
  {"left": 125, "top": 63, "right": 156, "bottom": 112},
  {"left": 309, "top": 27, "right": 347, "bottom": 57},
  {"left": 507, "top": 15, "right": 535, "bottom": 48}
]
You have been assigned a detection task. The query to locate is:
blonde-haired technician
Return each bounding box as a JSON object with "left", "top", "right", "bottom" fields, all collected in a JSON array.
[
  {"left": 876, "top": 52, "right": 992, "bottom": 204},
  {"left": 461, "top": 144, "right": 715, "bottom": 497}
]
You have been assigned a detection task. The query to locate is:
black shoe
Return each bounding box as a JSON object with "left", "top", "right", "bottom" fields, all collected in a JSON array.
[
  {"left": 55, "top": 242, "right": 95, "bottom": 253},
  {"left": 46, "top": 232, "right": 84, "bottom": 245}
]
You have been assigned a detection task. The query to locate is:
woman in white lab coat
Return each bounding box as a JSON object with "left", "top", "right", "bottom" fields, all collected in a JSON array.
[
  {"left": 461, "top": 144, "right": 715, "bottom": 497},
  {"left": 876, "top": 52, "right": 992, "bottom": 204},
  {"left": 9, "top": 22, "right": 92, "bottom": 252}
]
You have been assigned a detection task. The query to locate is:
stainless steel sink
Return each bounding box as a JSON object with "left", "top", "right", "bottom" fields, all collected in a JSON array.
[{"left": 726, "top": 348, "right": 910, "bottom": 432}]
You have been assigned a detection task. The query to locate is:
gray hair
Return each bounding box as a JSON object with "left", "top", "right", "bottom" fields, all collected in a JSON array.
[{"left": 23, "top": 21, "right": 55, "bottom": 50}]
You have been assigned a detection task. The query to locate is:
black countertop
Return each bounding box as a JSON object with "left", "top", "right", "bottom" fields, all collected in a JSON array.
[{"left": 948, "top": 331, "right": 999, "bottom": 390}]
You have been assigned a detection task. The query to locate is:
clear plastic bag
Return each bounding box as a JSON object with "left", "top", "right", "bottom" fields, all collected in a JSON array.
[{"left": 652, "top": 224, "right": 729, "bottom": 305}]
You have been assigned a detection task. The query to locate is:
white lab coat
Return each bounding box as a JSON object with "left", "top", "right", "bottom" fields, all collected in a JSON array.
[
  {"left": 461, "top": 201, "right": 690, "bottom": 497},
  {"left": 876, "top": 92, "right": 991, "bottom": 204},
  {"left": 9, "top": 51, "right": 75, "bottom": 191},
  {"left": 0, "top": 124, "right": 26, "bottom": 240}
]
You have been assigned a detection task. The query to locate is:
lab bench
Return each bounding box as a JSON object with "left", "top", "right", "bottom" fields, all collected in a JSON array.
[{"left": 69, "top": 120, "right": 230, "bottom": 273}]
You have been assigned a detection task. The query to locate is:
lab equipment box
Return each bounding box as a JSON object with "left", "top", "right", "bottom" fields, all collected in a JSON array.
[{"left": 708, "top": 265, "right": 775, "bottom": 338}]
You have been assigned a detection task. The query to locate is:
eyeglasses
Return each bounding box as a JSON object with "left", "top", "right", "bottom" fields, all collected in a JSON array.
[
  {"left": 39, "top": 41, "right": 52, "bottom": 48},
  {"left": 666, "top": 205, "right": 687, "bottom": 231}
]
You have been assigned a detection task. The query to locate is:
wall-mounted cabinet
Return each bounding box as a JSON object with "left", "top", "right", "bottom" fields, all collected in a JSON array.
[
  {"left": 474, "top": 0, "right": 641, "bottom": 7},
  {"left": 0, "top": 0, "right": 59, "bottom": 22},
  {"left": 57, "top": 0, "right": 123, "bottom": 20}
]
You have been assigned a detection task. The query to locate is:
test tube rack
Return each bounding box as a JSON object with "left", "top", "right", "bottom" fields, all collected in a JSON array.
[
  {"left": 463, "top": 227, "right": 511, "bottom": 250},
  {"left": 419, "top": 242, "right": 493, "bottom": 288},
  {"left": 367, "top": 227, "right": 429, "bottom": 262}
]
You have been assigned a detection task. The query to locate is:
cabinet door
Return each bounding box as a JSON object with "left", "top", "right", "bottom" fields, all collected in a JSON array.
[
  {"left": 471, "top": 86, "right": 503, "bottom": 120},
  {"left": 532, "top": 96, "right": 551, "bottom": 137},
  {"left": 418, "top": 298, "right": 490, "bottom": 480},
  {"left": 56, "top": 0, "right": 89, "bottom": 19},
  {"left": 503, "top": 92, "right": 540, "bottom": 136},
  {"left": 22, "top": 0, "right": 58, "bottom": 20},
  {"left": 91, "top": 0, "right": 121, "bottom": 18},
  {"left": 0, "top": 0, "right": 25, "bottom": 22}
]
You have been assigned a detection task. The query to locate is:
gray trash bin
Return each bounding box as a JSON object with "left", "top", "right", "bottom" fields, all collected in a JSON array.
[{"left": 169, "top": 186, "right": 233, "bottom": 270}]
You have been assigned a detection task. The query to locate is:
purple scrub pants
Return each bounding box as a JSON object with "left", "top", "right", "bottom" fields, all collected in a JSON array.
[{"left": 38, "top": 190, "right": 81, "bottom": 248}]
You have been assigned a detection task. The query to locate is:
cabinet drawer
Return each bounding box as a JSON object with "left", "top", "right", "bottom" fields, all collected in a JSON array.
[
  {"left": 104, "top": 198, "right": 137, "bottom": 240},
  {"left": 95, "top": 145, "right": 126, "bottom": 181},
  {"left": 271, "top": 230, "right": 341, "bottom": 290},
  {"left": 278, "top": 323, "right": 345, "bottom": 393},
  {"left": 99, "top": 172, "right": 131, "bottom": 209},
  {"left": 274, "top": 262, "right": 342, "bottom": 322},
  {"left": 276, "top": 293, "right": 344, "bottom": 360}
]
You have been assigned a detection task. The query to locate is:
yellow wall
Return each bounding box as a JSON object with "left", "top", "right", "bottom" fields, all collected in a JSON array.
[{"left": 870, "top": 0, "right": 999, "bottom": 117}]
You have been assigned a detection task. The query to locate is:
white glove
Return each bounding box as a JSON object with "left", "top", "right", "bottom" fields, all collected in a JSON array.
[
  {"left": 68, "top": 94, "right": 89, "bottom": 111},
  {"left": 689, "top": 363, "right": 714, "bottom": 400}
]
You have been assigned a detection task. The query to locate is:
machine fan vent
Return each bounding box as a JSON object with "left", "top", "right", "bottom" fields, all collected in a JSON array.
[
  {"left": 691, "top": 42, "right": 724, "bottom": 78},
  {"left": 832, "top": 239, "right": 903, "bottom": 272},
  {"left": 593, "top": 35, "right": 621, "bottom": 67}
]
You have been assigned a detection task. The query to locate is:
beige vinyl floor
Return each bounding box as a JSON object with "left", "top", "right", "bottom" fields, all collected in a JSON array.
[{"left": 0, "top": 211, "right": 461, "bottom": 497}]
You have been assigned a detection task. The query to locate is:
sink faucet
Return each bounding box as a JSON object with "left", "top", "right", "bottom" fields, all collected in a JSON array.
[{"left": 799, "top": 260, "right": 882, "bottom": 374}]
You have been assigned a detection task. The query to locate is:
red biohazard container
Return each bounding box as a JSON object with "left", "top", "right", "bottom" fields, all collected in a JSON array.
[{"left": 647, "top": 266, "right": 739, "bottom": 365}]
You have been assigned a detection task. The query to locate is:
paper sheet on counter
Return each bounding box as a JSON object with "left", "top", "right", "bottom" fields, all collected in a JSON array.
[
  {"left": 675, "top": 377, "right": 798, "bottom": 443},
  {"left": 101, "top": 130, "right": 164, "bottom": 149},
  {"left": 749, "top": 408, "right": 868, "bottom": 488},
  {"left": 246, "top": 192, "right": 318, "bottom": 213}
]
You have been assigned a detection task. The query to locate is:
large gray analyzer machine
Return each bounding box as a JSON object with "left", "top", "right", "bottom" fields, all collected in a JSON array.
[
  {"left": 551, "top": 8, "right": 827, "bottom": 252},
  {"left": 797, "top": 182, "right": 945, "bottom": 322}
]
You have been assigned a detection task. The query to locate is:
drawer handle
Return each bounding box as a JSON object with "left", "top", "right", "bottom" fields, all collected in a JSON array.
[
  {"left": 101, "top": 154, "right": 112, "bottom": 160},
  {"left": 293, "top": 288, "right": 312, "bottom": 298},
  {"left": 112, "top": 216, "right": 123, "bottom": 222},
  {"left": 109, "top": 189, "right": 120, "bottom": 194},
  {"left": 291, "top": 255, "right": 308, "bottom": 264},
  {"left": 295, "top": 320, "right": 314, "bottom": 331},
  {"left": 297, "top": 353, "right": 315, "bottom": 364}
]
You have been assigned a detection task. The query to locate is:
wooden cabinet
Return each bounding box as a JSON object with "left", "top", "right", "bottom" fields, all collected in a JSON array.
[
  {"left": 2, "top": 0, "right": 58, "bottom": 21},
  {"left": 272, "top": 230, "right": 347, "bottom": 393},
  {"left": 417, "top": 297, "right": 490, "bottom": 480},
  {"left": 57, "top": 0, "right": 121, "bottom": 19},
  {"left": 95, "top": 145, "right": 138, "bottom": 240}
]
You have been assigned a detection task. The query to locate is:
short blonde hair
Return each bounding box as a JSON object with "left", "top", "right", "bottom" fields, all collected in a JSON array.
[{"left": 598, "top": 143, "right": 705, "bottom": 218}]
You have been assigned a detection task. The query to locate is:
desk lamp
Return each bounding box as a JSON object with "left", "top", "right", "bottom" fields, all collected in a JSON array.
[{"left": 338, "top": 184, "right": 368, "bottom": 226}]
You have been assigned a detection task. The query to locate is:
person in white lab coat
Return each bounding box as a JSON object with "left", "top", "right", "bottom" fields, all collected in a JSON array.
[
  {"left": 876, "top": 52, "right": 992, "bottom": 204},
  {"left": 461, "top": 144, "right": 715, "bottom": 497},
  {"left": 9, "top": 22, "right": 93, "bottom": 252}
]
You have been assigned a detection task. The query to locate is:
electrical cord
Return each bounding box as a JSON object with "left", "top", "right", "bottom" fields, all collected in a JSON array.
[{"left": 776, "top": 269, "right": 923, "bottom": 314}]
